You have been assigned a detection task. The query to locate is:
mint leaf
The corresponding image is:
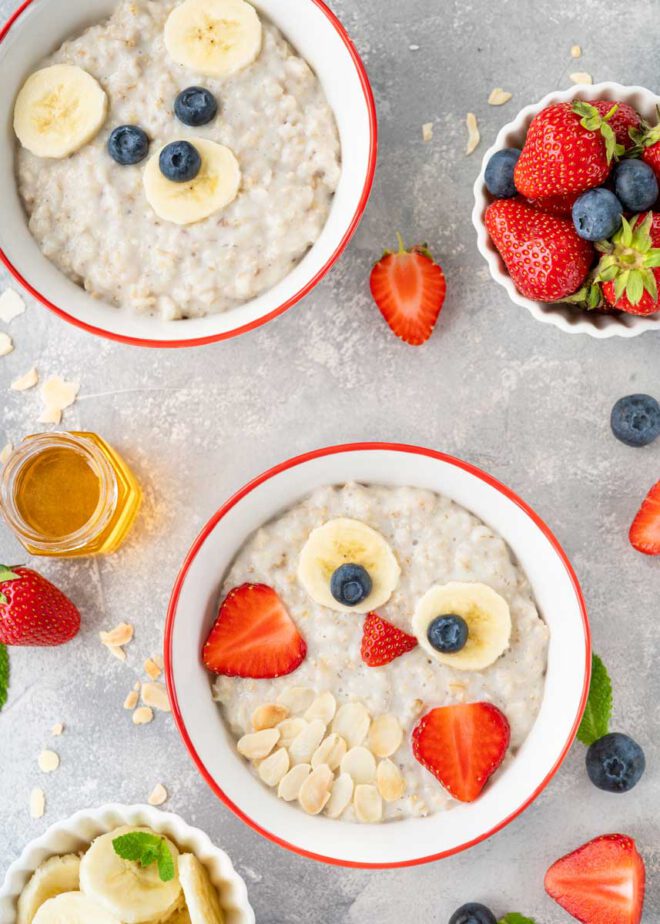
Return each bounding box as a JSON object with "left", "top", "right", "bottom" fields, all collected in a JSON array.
[
  {"left": 0, "top": 644, "right": 8, "bottom": 711},
  {"left": 499, "top": 915, "right": 537, "bottom": 924},
  {"left": 577, "top": 653, "right": 612, "bottom": 746},
  {"left": 157, "top": 841, "right": 175, "bottom": 882},
  {"left": 113, "top": 832, "right": 174, "bottom": 882}
]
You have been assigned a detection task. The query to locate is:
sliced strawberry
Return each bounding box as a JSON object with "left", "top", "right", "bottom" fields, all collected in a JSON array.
[
  {"left": 629, "top": 481, "right": 660, "bottom": 555},
  {"left": 545, "top": 833, "right": 645, "bottom": 924},
  {"left": 369, "top": 236, "right": 446, "bottom": 345},
  {"left": 360, "top": 612, "right": 417, "bottom": 666},
  {"left": 412, "top": 702, "right": 510, "bottom": 802},
  {"left": 203, "top": 583, "right": 307, "bottom": 678}
]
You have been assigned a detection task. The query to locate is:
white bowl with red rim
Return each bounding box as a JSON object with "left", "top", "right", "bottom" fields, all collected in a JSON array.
[
  {"left": 0, "top": 803, "right": 255, "bottom": 924},
  {"left": 165, "top": 442, "right": 591, "bottom": 868},
  {"left": 472, "top": 81, "right": 660, "bottom": 338},
  {"left": 0, "top": 0, "right": 377, "bottom": 348}
]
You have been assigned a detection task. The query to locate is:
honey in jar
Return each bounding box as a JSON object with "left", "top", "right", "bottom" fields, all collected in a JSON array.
[{"left": 0, "top": 432, "right": 141, "bottom": 557}]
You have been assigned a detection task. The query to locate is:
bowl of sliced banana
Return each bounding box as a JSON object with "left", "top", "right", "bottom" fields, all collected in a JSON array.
[{"left": 0, "top": 803, "right": 254, "bottom": 924}]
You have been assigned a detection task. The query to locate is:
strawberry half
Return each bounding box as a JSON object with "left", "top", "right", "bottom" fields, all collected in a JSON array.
[
  {"left": 369, "top": 236, "right": 446, "bottom": 345},
  {"left": 412, "top": 702, "right": 510, "bottom": 802},
  {"left": 360, "top": 612, "right": 417, "bottom": 666},
  {"left": 629, "top": 481, "right": 660, "bottom": 555},
  {"left": 545, "top": 833, "right": 645, "bottom": 924},
  {"left": 0, "top": 566, "right": 80, "bottom": 647},
  {"left": 203, "top": 583, "right": 307, "bottom": 678}
]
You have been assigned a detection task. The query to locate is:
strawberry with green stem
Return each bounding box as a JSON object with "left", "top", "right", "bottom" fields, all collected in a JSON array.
[
  {"left": 595, "top": 212, "right": 660, "bottom": 314},
  {"left": 0, "top": 565, "right": 80, "bottom": 646},
  {"left": 630, "top": 109, "right": 660, "bottom": 184}
]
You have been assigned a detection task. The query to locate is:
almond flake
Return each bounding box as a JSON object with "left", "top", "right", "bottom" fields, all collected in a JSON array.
[
  {"left": 252, "top": 703, "right": 289, "bottom": 731},
  {"left": 276, "top": 717, "right": 307, "bottom": 747},
  {"left": 141, "top": 682, "right": 170, "bottom": 712},
  {"left": 488, "top": 88, "right": 512, "bottom": 106},
  {"left": 144, "top": 657, "right": 162, "bottom": 680},
  {"left": 38, "top": 749, "right": 59, "bottom": 773},
  {"left": 132, "top": 706, "right": 154, "bottom": 725},
  {"left": 368, "top": 714, "right": 403, "bottom": 758},
  {"left": 100, "top": 622, "right": 134, "bottom": 647},
  {"left": 153, "top": 655, "right": 164, "bottom": 669},
  {"left": 354, "top": 784, "right": 383, "bottom": 823},
  {"left": 298, "top": 764, "right": 333, "bottom": 815},
  {"left": 108, "top": 645, "right": 127, "bottom": 661},
  {"left": 376, "top": 759, "right": 406, "bottom": 802},
  {"left": 465, "top": 112, "right": 480, "bottom": 155},
  {"left": 237, "top": 728, "right": 280, "bottom": 760},
  {"left": 304, "top": 691, "right": 336, "bottom": 725},
  {"left": 123, "top": 690, "right": 139, "bottom": 710},
  {"left": 0, "top": 333, "right": 14, "bottom": 357},
  {"left": 148, "top": 783, "right": 168, "bottom": 806},
  {"left": 11, "top": 367, "right": 38, "bottom": 391},
  {"left": 51, "top": 723, "right": 63, "bottom": 736},
  {"left": 311, "top": 733, "right": 347, "bottom": 771},
  {"left": 277, "top": 763, "right": 311, "bottom": 801},
  {"left": 277, "top": 686, "right": 315, "bottom": 714},
  {"left": 0, "top": 288, "right": 26, "bottom": 323},
  {"left": 289, "top": 718, "right": 326, "bottom": 765},
  {"left": 340, "top": 746, "right": 376, "bottom": 784},
  {"left": 570, "top": 72, "right": 592, "bottom": 85},
  {"left": 571, "top": 44, "right": 582, "bottom": 58},
  {"left": 38, "top": 376, "right": 79, "bottom": 425},
  {"left": 30, "top": 787, "right": 45, "bottom": 819},
  {"left": 258, "top": 747, "right": 290, "bottom": 787},
  {"left": 332, "top": 702, "right": 371, "bottom": 749},
  {"left": 325, "top": 772, "right": 354, "bottom": 819},
  {"left": 422, "top": 122, "right": 433, "bottom": 142},
  {"left": 0, "top": 443, "right": 12, "bottom": 465}
]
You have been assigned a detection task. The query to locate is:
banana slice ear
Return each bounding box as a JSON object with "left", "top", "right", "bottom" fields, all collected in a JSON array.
[
  {"left": 164, "top": 0, "right": 262, "bottom": 78},
  {"left": 298, "top": 517, "right": 400, "bottom": 614},
  {"left": 412, "top": 582, "right": 512, "bottom": 671}
]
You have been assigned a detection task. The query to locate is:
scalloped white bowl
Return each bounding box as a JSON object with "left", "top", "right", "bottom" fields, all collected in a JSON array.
[
  {"left": 0, "top": 804, "right": 254, "bottom": 924},
  {"left": 472, "top": 81, "right": 660, "bottom": 338}
]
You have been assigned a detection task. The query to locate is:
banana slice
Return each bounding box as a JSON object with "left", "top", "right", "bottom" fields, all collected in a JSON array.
[
  {"left": 412, "top": 582, "right": 511, "bottom": 671},
  {"left": 298, "top": 518, "right": 400, "bottom": 614},
  {"left": 17, "top": 854, "right": 81, "bottom": 924},
  {"left": 178, "top": 855, "right": 224, "bottom": 924},
  {"left": 32, "top": 892, "right": 121, "bottom": 924},
  {"left": 143, "top": 139, "right": 240, "bottom": 225},
  {"left": 14, "top": 64, "right": 107, "bottom": 158},
  {"left": 79, "top": 827, "right": 181, "bottom": 924},
  {"left": 164, "top": 0, "right": 262, "bottom": 78}
]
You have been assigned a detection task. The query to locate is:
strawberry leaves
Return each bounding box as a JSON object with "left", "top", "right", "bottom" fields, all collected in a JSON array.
[
  {"left": 112, "top": 832, "right": 175, "bottom": 882},
  {"left": 572, "top": 101, "right": 623, "bottom": 162},
  {"left": 0, "top": 565, "right": 20, "bottom": 606},
  {"left": 595, "top": 214, "right": 660, "bottom": 307},
  {"left": 499, "top": 915, "right": 538, "bottom": 924},
  {"left": 577, "top": 654, "right": 613, "bottom": 746}
]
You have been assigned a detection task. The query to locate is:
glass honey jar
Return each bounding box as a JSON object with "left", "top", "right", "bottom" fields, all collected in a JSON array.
[{"left": 0, "top": 432, "right": 141, "bottom": 557}]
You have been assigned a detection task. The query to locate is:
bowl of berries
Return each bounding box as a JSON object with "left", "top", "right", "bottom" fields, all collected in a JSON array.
[{"left": 473, "top": 82, "right": 660, "bottom": 338}]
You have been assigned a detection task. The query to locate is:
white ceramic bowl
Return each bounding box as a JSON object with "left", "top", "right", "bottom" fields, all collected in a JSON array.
[
  {"left": 0, "top": 803, "right": 254, "bottom": 924},
  {"left": 165, "top": 442, "right": 591, "bottom": 868},
  {"left": 0, "top": 0, "right": 377, "bottom": 348},
  {"left": 472, "top": 81, "right": 660, "bottom": 338}
]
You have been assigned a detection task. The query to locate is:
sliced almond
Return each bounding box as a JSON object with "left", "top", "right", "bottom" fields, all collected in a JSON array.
[
  {"left": 144, "top": 657, "right": 162, "bottom": 680},
  {"left": 123, "top": 690, "right": 139, "bottom": 710},
  {"left": 51, "top": 723, "right": 63, "bottom": 736},
  {"left": 258, "top": 747, "right": 290, "bottom": 787},
  {"left": 289, "top": 718, "right": 326, "bottom": 765},
  {"left": 30, "top": 787, "right": 45, "bottom": 819},
  {"left": 570, "top": 72, "right": 592, "bottom": 85},
  {"left": 38, "top": 749, "right": 59, "bottom": 773},
  {"left": 571, "top": 44, "right": 582, "bottom": 58},
  {"left": 367, "top": 714, "right": 403, "bottom": 758},
  {"left": 341, "top": 746, "right": 376, "bottom": 784},
  {"left": 325, "top": 772, "right": 354, "bottom": 819},
  {"left": 237, "top": 728, "right": 280, "bottom": 760},
  {"left": 276, "top": 717, "right": 307, "bottom": 747},
  {"left": 376, "top": 759, "right": 406, "bottom": 802},
  {"left": 277, "top": 686, "right": 315, "bottom": 714},
  {"left": 100, "top": 623, "right": 134, "bottom": 647},
  {"left": 354, "top": 784, "right": 383, "bottom": 823},
  {"left": 422, "top": 122, "right": 433, "bottom": 142},
  {"left": 0, "top": 443, "right": 12, "bottom": 465},
  {"left": 11, "top": 367, "right": 38, "bottom": 391},
  {"left": 488, "top": 87, "right": 512, "bottom": 106},
  {"left": 311, "top": 733, "right": 347, "bottom": 771},
  {"left": 148, "top": 783, "right": 168, "bottom": 806},
  {"left": 332, "top": 702, "right": 371, "bottom": 748},
  {"left": 298, "top": 764, "right": 333, "bottom": 815},
  {"left": 141, "top": 682, "right": 170, "bottom": 712},
  {"left": 304, "top": 691, "right": 336, "bottom": 725},
  {"left": 252, "top": 703, "right": 289, "bottom": 731},
  {"left": 153, "top": 655, "right": 164, "bottom": 669},
  {"left": 133, "top": 706, "right": 154, "bottom": 725},
  {"left": 38, "top": 376, "right": 79, "bottom": 425},
  {"left": 466, "top": 112, "right": 480, "bottom": 155},
  {"left": 277, "top": 763, "right": 312, "bottom": 801},
  {"left": 0, "top": 333, "right": 14, "bottom": 357},
  {"left": 107, "top": 645, "right": 127, "bottom": 661},
  {"left": 0, "top": 288, "right": 25, "bottom": 323}
]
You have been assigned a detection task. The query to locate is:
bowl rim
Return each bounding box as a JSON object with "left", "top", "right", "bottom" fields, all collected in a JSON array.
[
  {"left": 471, "top": 80, "right": 660, "bottom": 339},
  {"left": 164, "top": 440, "right": 592, "bottom": 869},
  {"left": 0, "top": 0, "right": 378, "bottom": 349}
]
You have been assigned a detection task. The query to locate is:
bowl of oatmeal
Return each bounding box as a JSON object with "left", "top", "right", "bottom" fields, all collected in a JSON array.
[
  {"left": 165, "top": 442, "right": 591, "bottom": 868},
  {"left": 0, "top": 0, "right": 376, "bottom": 347}
]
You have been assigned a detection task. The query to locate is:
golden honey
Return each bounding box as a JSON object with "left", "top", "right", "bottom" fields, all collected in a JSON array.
[{"left": 0, "top": 432, "right": 141, "bottom": 557}]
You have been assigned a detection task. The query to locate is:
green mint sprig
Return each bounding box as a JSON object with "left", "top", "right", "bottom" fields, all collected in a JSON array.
[
  {"left": 0, "top": 644, "right": 9, "bottom": 711},
  {"left": 499, "top": 915, "right": 537, "bottom": 924},
  {"left": 577, "top": 653, "right": 613, "bottom": 746},
  {"left": 112, "top": 832, "right": 175, "bottom": 882}
]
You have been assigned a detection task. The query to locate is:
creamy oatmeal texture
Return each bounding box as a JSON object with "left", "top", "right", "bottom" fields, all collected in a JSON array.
[
  {"left": 213, "top": 483, "right": 550, "bottom": 822},
  {"left": 16, "top": 0, "right": 341, "bottom": 320}
]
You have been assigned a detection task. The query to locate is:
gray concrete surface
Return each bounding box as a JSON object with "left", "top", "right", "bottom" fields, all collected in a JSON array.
[{"left": 1, "top": 0, "right": 659, "bottom": 920}]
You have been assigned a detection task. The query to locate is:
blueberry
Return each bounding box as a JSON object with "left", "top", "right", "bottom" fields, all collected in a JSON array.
[
  {"left": 586, "top": 733, "right": 645, "bottom": 793},
  {"left": 330, "top": 563, "right": 372, "bottom": 606},
  {"left": 572, "top": 188, "right": 623, "bottom": 241},
  {"left": 448, "top": 903, "right": 497, "bottom": 924},
  {"left": 427, "top": 615, "right": 468, "bottom": 653},
  {"left": 174, "top": 86, "right": 218, "bottom": 126},
  {"left": 107, "top": 125, "right": 150, "bottom": 165},
  {"left": 613, "top": 159, "right": 659, "bottom": 212},
  {"left": 484, "top": 148, "right": 521, "bottom": 199},
  {"left": 610, "top": 394, "right": 660, "bottom": 447},
  {"left": 159, "top": 141, "right": 202, "bottom": 182}
]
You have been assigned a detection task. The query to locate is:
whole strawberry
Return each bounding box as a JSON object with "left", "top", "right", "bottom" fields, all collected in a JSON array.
[
  {"left": 629, "top": 108, "right": 660, "bottom": 185},
  {"left": 0, "top": 566, "right": 80, "bottom": 646},
  {"left": 591, "top": 100, "right": 641, "bottom": 151},
  {"left": 515, "top": 101, "right": 621, "bottom": 199},
  {"left": 526, "top": 192, "right": 580, "bottom": 217},
  {"left": 485, "top": 198, "right": 595, "bottom": 301},
  {"left": 596, "top": 212, "right": 660, "bottom": 315}
]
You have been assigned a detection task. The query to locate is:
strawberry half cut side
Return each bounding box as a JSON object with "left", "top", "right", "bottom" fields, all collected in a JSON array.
[
  {"left": 202, "top": 583, "right": 307, "bottom": 678},
  {"left": 629, "top": 481, "right": 660, "bottom": 555},
  {"left": 360, "top": 612, "right": 418, "bottom": 666}
]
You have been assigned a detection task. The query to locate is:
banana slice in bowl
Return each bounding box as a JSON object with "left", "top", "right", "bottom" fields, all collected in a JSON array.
[
  {"left": 17, "top": 854, "right": 81, "bottom": 924},
  {"left": 32, "top": 892, "right": 121, "bottom": 924},
  {"left": 412, "top": 582, "right": 512, "bottom": 671},
  {"left": 179, "top": 854, "right": 224, "bottom": 924},
  {"left": 164, "top": 0, "right": 262, "bottom": 78},
  {"left": 298, "top": 517, "right": 401, "bottom": 614},
  {"left": 14, "top": 64, "right": 107, "bottom": 159}
]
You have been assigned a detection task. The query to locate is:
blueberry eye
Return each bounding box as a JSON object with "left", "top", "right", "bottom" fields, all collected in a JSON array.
[
  {"left": 108, "top": 125, "right": 150, "bottom": 165},
  {"left": 330, "top": 563, "right": 372, "bottom": 607},
  {"left": 427, "top": 615, "right": 468, "bottom": 653},
  {"left": 174, "top": 86, "right": 218, "bottom": 127},
  {"left": 159, "top": 140, "right": 201, "bottom": 182}
]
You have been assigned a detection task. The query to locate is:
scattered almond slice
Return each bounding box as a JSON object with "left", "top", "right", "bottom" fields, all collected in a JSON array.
[
  {"left": 422, "top": 122, "right": 433, "bottom": 142},
  {"left": 0, "top": 443, "right": 12, "bottom": 465},
  {"left": 298, "top": 764, "right": 333, "bottom": 815},
  {"left": 354, "top": 784, "right": 383, "bottom": 823},
  {"left": 237, "top": 728, "right": 280, "bottom": 760},
  {"left": 144, "top": 657, "right": 162, "bottom": 680},
  {"left": 0, "top": 288, "right": 26, "bottom": 323},
  {"left": 38, "top": 376, "right": 80, "bottom": 425},
  {"left": 51, "top": 723, "right": 63, "bottom": 736},
  {"left": 100, "top": 622, "right": 134, "bottom": 647},
  {"left": 289, "top": 718, "right": 326, "bottom": 765},
  {"left": 258, "top": 747, "right": 290, "bottom": 787},
  {"left": 488, "top": 88, "right": 512, "bottom": 106},
  {"left": 0, "top": 333, "right": 14, "bottom": 357},
  {"left": 570, "top": 72, "right": 592, "bottom": 85},
  {"left": 38, "top": 749, "right": 59, "bottom": 773},
  {"left": 123, "top": 689, "right": 139, "bottom": 710},
  {"left": 304, "top": 691, "right": 336, "bottom": 725},
  {"left": 277, "top": 763, "right": 311, "bottom": 801},
  {"left": 340, "top": 746, "right": 376, "bottom": 784},
  {"left": 11, "top": 367, "right": 39, "bottom": 392},
  {"left": 277, "top": 686, "right": 315, "bottom": 714},
  {"left": 332, "top": 702, "right": 371, "bottom": 749},
  {"left": 465, "top": 113, "right": 480, "bottom": 155},
  {"left": 276, "top": 717, "right": 307, "bottom": 747},
  {"left": 133, "top": 706, "right": 154, "bottom": 725},
  {"left": 30, "top": 787, "right": 45, "bottom": 819},
  {"left": 311, "top": 733, "right": 347, "bottom": 771},
  {"left": 148, "top": 783, "right": 168, "bottom": 806},
  {"left": 108, "top": 645, "right": 127, "bottom": 661},
  {"left": 376, "top": 759, "right": 406, "bottom": 802},
  {"left": 368, "top": 714, "right": 403, "bottom": 758},
  {"left": 571, "top": 44, "right": 582, "bottom": 58},
  {"left": 153, "top": 655, "right": 164, "bottom": 669},
  {"left": 252, "top": 703, "right": 289, "bottom": 731},
  {"left": 325, "top": 772, "right": 354, "bottom": 819},
  {"left": 142, "top": 682, "right": 170, "bottom": 712}
]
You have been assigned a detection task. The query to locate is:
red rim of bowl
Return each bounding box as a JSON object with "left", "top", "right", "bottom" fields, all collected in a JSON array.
[
  {"left": 165, "top": 441, "right": 592, "bottom": 869},
  {"left": 0, "top": 0, "right": 378, "bottom": 349}
]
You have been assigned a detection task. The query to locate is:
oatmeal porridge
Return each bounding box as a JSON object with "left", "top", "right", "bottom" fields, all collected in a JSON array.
[
  {"left": 14, "top": 0, "right": 341, "bottom": 320},
  {"left": 209, "top": 483, "right": 550, "bottom": 823}
]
